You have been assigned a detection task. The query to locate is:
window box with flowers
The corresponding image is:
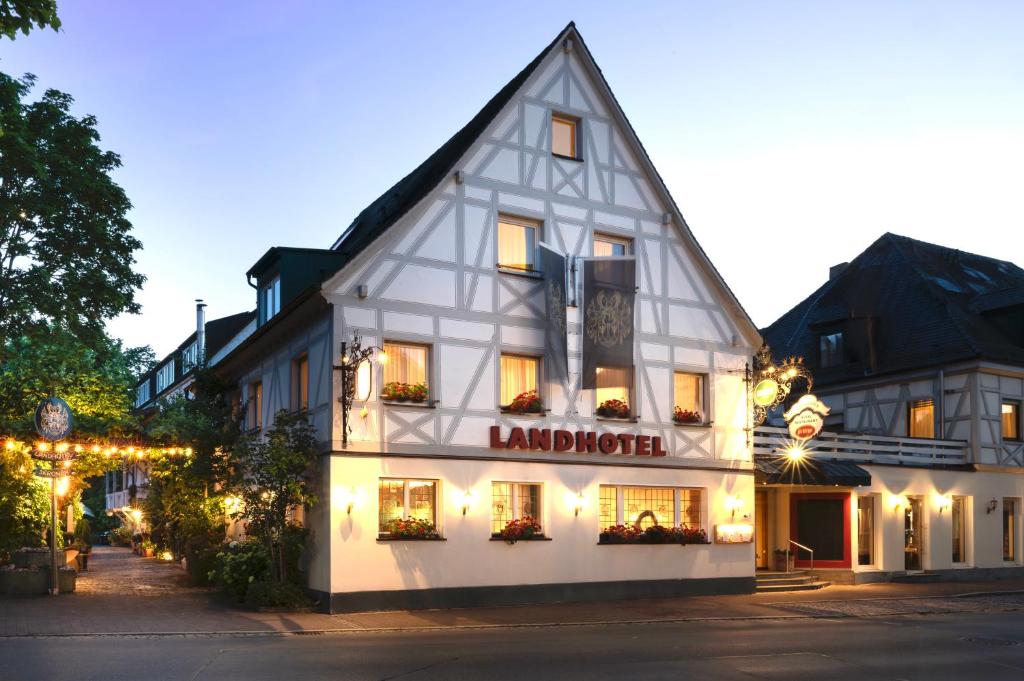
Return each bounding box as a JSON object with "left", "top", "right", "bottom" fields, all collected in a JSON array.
[
  {"left": 598, "top": 524, "right": 709, "bottom": 545},
  {"left": 378, "top": 518, "right": 444, "bottom": 541},
  {"left": 381, "top": 382, "right": 429, "bottom": 404},
  {"left": 491, "top": 517, "right": 549, "bottom": 544},
  {"left": 500, "top": 390, "right": 546, "bottom": 416},
  {"left": 596, "top": 398, "right": 632, "bottom": 421},
  {"left": 672, "top": 407, "right": 705, "bottom": 426}
]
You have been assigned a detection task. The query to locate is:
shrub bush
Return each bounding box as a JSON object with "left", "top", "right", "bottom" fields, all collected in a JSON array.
[
  {"left": 183, "top": 536, "right": 220, "bottom": 586},
  {"left": 244, "top": 580, "right": 311, "bottom": 610},
  {"left": 208, "top": 540, "right": 270, "bottom": 602}
]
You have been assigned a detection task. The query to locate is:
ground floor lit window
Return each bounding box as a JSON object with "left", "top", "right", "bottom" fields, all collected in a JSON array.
[
  {"left": 952, "top": 496, "right": 967, "bottom": 564},
  {"left": 1004, "top": 498, "right": 1018, "bottom": 562},
  {"left": 857, "top": 496, "right": 874, "bottom": 566},
  {"left": 491, "top": 482, "right": 541, "bottom": 534},
  {"left": 599, "top": 485, "right": 703, "bottom": 530},
  {"left": 378, "top": 479, "right": 437, "bottom": 534}
]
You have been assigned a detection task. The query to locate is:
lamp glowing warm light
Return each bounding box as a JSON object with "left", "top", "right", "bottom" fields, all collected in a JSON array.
[
  {"left": 784, "top": 445, "right": 806, "bottom": 462},
  {"left": 159, "top": 550, "right": 174, "bottom": 561},
  {"left": 55, "top": 477, "right": 70, "bottom": 496},
  {"left": 5, "top": 440, "right": 15, "bottom": 450},
  {"left": 935, "top": 492, "right": 952, "bottom": 513},
  {"left": 456, "top": 489, "right": 475, "bottom": 516},
  {"left": 224, "top": 495, "right": 243, "bottom": 516},
  {"left": 37, "top": 442, "right": 50, "bottom": 452},
  {"left": 564, "top": 491, "right": 586, "bottom": 517},
  {"left": 892, "top": 495, "right": 909, "bottom": 511},
  {"left": 129, "top": 508, "right": 143, "bottom": 524},
  {"left": 332, "top": 486, "right": 366, "bottom": 514},
  {"left": 56, "top": 442, "right": 69, "bottom": 453},
  {"left": 724, "top": 495, "right": 746, "bottom": 518}
]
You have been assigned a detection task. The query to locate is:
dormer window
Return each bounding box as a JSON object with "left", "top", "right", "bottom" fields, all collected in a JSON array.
[
  {"left": 551, "top": 113, "right": 579, "bottom": 159},
  {"left": 819, "top": 332, "right": 844, "bottom": 368},
  {"left": 156, "top": 361, "right": 175, "bottom": 393},
  {"left": 260, "top": 276, "right": 281, "bottom": 324},
  {"left": 135, "top": 382, "right": 150, "bottom": 407},
  {"left": 182, "top": 342, "right": 199, "bottom": 372}
]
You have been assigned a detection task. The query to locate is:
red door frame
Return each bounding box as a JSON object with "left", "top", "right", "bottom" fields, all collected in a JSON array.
[{"left": 789, "top": 493, "right": 851, "bottom": 568}]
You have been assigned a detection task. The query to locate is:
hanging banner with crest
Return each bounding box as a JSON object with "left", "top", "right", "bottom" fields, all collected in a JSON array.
[
  {"left": 539, "top": 244, "right": 569, "bottom": 381},
  {"left": 581, "top": 256, "right": 636, "bottom": 389}
]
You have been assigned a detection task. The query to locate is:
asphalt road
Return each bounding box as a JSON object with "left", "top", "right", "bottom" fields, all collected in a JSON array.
[{"left": 4, "top": 612, "right": 1024, "bottom": 681}]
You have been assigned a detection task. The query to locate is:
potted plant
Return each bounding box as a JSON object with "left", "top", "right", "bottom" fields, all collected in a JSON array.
[
  {"left": 504, "top": 390, "right": 543, "bottom": 415},
  {"left": 598, "top": 524, "right": 642, "bottom": 544},
  {"left": 496, "top": 517, "right": 544, "bottom": 544},
  {"left": 382, "top": 518, "right": 441, "bottom": 539},
  {"left": 382, "top": 382, "right": 429, "bottom": 403},
  {"left": 672, "top": 407, "right": 703, "bottom": 425},
  {"left": 140, "top": 539, "right": 156, "bottom": 558},
  {"left": 596, "top": 398, "right": 630, "bottom": 419}
]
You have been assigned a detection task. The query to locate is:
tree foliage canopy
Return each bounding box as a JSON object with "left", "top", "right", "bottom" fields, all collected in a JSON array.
[
  {"left": 0, "top": 71, "right": 143, "bottom": 349},
  {"left": 0, "top": 0, "right": 60, "bottom": 40}
]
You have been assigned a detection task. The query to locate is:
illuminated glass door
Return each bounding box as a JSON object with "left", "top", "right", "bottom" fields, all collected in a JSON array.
[{"left": 904, "top": 497, "right": 923, "bottom": 571}]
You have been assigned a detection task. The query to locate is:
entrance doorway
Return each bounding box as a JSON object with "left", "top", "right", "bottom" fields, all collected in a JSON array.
[
  {"left": 789, "top": 493, "right": 851, "bottom": 568},
  {"left": 755, "top": 490, "right": 768, "bottom": 569},
  {"left": 904, "top": 496, "right": 924, "bottom": 571}
]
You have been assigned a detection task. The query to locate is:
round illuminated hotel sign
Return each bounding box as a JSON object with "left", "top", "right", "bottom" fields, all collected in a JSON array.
[
  {"left": 752, "top": 379, "right": 779, "bottom": 407},
  {"left": 34, "top": 397, "right": 73, "bottom": 442}
]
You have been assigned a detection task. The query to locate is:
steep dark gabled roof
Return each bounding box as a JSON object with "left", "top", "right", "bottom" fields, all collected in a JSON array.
[
  {"left": 763, "top": 233, "right": 1024, "bottom": 384},
  {"left": 329, "top": 22, "right": 575, "bottom": 260}
]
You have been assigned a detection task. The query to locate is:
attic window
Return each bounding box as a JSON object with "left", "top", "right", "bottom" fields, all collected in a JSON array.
[
  {"left": 260, "top": 276, "right": 281, "bottom": 324},
  {"left": 497, "top": 214, "right": 540, "bottom": 272},
  {"left": 818, "top": 332, "right": 844, "bottom": 368},
  {"left": 551, "top": 113, "right": 578, "bottom": 159}
]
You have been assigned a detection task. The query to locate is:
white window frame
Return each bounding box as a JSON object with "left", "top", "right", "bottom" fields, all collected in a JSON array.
[
  {"left": 156, "top": 361, "right": 175, "bottom": 393},
  {"left": 260, "top": 276, "right": 281, "bottom": 324},
  {"left": 856, "top": 494, "right": 877, "bottom": 568},
  {"left": 550, "top": 112, "right": 580, "bottom": 159},
  {"left": 599, "top": 484, "right": 704, "bottom": 530},
  {"left": 135, "top": 382, "right": 150, "bottom": 407},
  {"left": 1004, "top": 497, "right": 1020, "bottom": 564},
  {"left": 182, "top": 342, "right": 199, "bottom": 372},
  {"left": 593, "top": 232, "right": 632, "bottom": 257},
  {"left": 499, "top": 352, "right": 542, "bottom": 408},
  {"left": 496, "top": 213, "right": 541, "bottom": 274},
  {"left": 952, "top": 495, "right": 969, "bottom": 566},
  {"left": 672, "top": 370, "right": 707, "bottom": 424},
  {"left": 490, "top": 481, "right": 543, "bottom": 535},
  {"left": 377, "top": 478, "right": 440, "bottom": 535}
]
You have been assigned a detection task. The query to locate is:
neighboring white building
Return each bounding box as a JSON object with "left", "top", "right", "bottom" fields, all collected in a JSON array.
[{"left": 216, "top": 22, "right": 763, "bottom": 612}]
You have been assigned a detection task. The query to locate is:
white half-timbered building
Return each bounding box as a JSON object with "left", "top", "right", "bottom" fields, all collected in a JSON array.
[{"left": 217, "top": 23, "right": 762, "bottom": 612}]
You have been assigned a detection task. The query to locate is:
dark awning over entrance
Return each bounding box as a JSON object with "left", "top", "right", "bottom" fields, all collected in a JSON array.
[{"left": 754, "top": 457, "right": 871, "bottom": 487}]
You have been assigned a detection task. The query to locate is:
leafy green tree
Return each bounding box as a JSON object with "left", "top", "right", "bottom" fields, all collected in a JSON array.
[
  {"left": 0, "top": 443, "right": 51, "bottom": 560},
  {"left": 230, "top": 410, "right": 318, "bottom": 584},
  {"left": 0, "top": 0, "right": 60, "bottom": 40},
  {"left": 0, "top": 71, "right": 143, "bottom": 349}
]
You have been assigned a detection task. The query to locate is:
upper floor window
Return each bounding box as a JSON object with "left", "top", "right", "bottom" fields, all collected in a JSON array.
[
  {"left": 135, "top": 382, "right": 150, "bottom": 408},
  {"left": 182, "top": 342, "right": 199, "bottom": 372},
  {"left": 551, "top": 113, "right": 579, "bottom": 159},
  {"left": 500, "top": 353, "right": 539, "bottom": 407},
  {"left": 497, "top": 214, "right": 540, "bottom": 272},
  {"left": 819, "top": 332, "right": 844, "bottom": 368},
  {"left": 1004, "top": 401, "right": 1021, "bottom": 441},
  {"left": 908, "top": 399, "right": 935, "bottom": 439},
  {"left": 673, "top": 371, "right": 705, "bottom": 424},
  {"left": 260, "top": 276, "right": 281, "bottom": 324},
  {"left": 156, "top": 361, "right": 175, "bottom": 393},
  {"left": 247, "top": 381, "right": 263, "bottom": 430},
  {"left": 593, "top": 233, "right": 631, "bottom": 257},
  {"left": 595, "top": 366, "right": 631, "bottom": 418},
  {"left": 293, "top": 354, "right": 309, "bottom": 412},
  {"left": 381, "top": 341, "right": 429, "bottom": 401}
]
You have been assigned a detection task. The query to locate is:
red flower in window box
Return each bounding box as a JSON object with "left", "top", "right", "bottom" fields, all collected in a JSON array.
[
  {"left": 672, "top": 407, "right": 703, "bottom": 425},
  {"left": 505, "top": 390, "right": 543, "bottom": 414},
  {"left": 382, "top": 382, "right": 428, "bottom": 403},
  {"left": 497, "top": 516, "right": 543, "bottom": 544},
  {"left": 383, "top": 518, "right": 440, "bottom": 539},
  {"left": 597, "top": 398, "right": 630, "bottom": 419}
]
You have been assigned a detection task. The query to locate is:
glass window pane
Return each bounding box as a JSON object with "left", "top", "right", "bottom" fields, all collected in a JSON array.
[
  {"left": 674, "top": 372, "right": 703, "bottom": 415},
  {"left": 623, "top": 487, "right": 674, "bottom": 529},
  {"left": 498, "top": 219, "right": 536, "bottom": 271},
  {"left": 491, "top": 482, "right": 512, "bottom": 534},
  {"left": 298, "top": 356, "right": 309, "bottom": 410},
  {"left": 909, "top": 400, "right": 935, "bottom": 439},
  {"left": 517, "top": 483, "right": 541, "bottom": 520},
  {"left": 551, "top": 116, "right": 575, "bottom": 157},
  {"left": 383, "top": 342, "right": 428, "bottom": 387},
  {"left": 408, "top": 481, "right": 435, "bottom": 524},
  {"left": 952, "top": 497, "right": 966, "bottom": 563},
  {"left": 599, "top": 485, "right": 617, "bottom": 530},
  {"left": 857, "top": 496, "right": 874, "bottom": 566},
  {"left": 1004, "top": 498, "right": 1017, "bottom": 562},
  {"left": 594, "top": 236, "right": 627, "bottom": 257},
  {"left": 500, "top": 355, "right": 538, "bottom": 406},
  {"left": 680, "top": 489, "right": 702, "bottom": 528},
  {"left": 596, "top": 366, "right": 630, "bottom": 409},
  {"left": 378, "top": 480, "right": 405, "bottom": 533},
  {"left": 1003, "top": 402, "right": 1020, "bottom": 440}
]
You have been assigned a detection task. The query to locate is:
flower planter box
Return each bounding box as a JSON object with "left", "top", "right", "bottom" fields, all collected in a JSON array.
[
  {"left": 13, "top": 549, "right": 63, "bottom": 570},
  {"left": 0, "top": 567, "right": 76, "bottom": 595}
]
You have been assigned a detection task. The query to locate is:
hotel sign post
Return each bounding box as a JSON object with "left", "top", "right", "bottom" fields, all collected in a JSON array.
[{"left": 32, "top": 397, "right": 75, "bottom": 596}]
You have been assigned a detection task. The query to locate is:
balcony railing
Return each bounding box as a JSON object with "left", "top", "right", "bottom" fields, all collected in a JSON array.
[{"left": 754, "top": 426, "right": 968, "bottom": 466}]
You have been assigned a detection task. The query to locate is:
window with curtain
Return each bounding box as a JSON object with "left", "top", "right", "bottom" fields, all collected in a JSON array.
[
  {"left": 593, "top": 234, "right": 630, "bottom": 256},
  {"left": 500, "top": 354, "right": 538, "bottom": 406},
  {"left": 595, "top": 366, "right": 631, "bottom": 411},
  {"left": 551, "top": 113, "right": 578, "bottom": 158},
  {"left": 623, "top": 487, "right": 674, "bottom": 529},
  {"left": 1003, "top": 402, "right": 1020, "bottom": 441},
  {"left": 294, "top": 354, "right": 309, "bottom": 411},
  {"left": 599, "top": 485, "right": 618, "bottom": 530},
  {"left": 909, "top": 400, "right": 935, "bottom": 438},
  {"left": 674, "top": 372, "right": 704, "bottom": 418},
  {"left": 857, "top": 496, "right": 874, "bottom": 566},
  {"left": 383, "top": 342, "right": 428, "bottom": 390},
  {"left": 497, "top": 215, "right": 539, "bottom": 271},
  {"left": 378, "top": 479, "right": 437, "bottom": 534},
  {"left": 491, "top": 482, "right": 542, "bottom": 534}
]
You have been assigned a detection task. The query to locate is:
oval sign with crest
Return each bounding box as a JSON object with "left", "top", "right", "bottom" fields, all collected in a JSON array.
[{"left": 34, "top": 397, "right": 73, "bottom": 442}]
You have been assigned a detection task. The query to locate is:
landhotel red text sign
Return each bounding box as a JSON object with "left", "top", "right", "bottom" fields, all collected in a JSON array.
[{"left": 489, "top": 426, "right": 668, "bottom": 456}]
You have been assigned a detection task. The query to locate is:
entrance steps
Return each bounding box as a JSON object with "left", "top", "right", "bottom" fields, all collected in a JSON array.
[{"left": 755, "top": 570, "right": 831, "bottom": 593}]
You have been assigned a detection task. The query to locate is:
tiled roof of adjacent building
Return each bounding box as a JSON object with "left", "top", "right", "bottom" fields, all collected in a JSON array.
[{"left": 763, "top": 233, "right": 1024, "bottom": 384}]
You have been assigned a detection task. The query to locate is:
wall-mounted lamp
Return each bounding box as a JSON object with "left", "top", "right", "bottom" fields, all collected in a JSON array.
[
  {"left": 892, "top": 495, "right": 909, "bottom": 512},
  {"left": 783, "top": 444, "right": 806, "bottom": 463},
  {"left": 987, "top": 499, "right": 999, "bottom": 514},
  {"left": 935, "top": 493, "right": 952, "bottom": 514},
  {"left": 333, "top": 332, "right": 385, "bottom": 448},
  {"left": 564, "top": 491, "right": 586, "bottom": 517},
  {"left": 332, "top": 486, "right": 364, "bottom": 515},
  {"left": 724, "top": 495, "right": 746, "bottom": 519},
  {"left": 457, "top": 489, "right": 475, "bottom": 516}
]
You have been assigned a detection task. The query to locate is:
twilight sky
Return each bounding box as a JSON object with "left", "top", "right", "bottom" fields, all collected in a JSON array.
[{"left": 3, "top": 1, "right": 1022, "bottom": 358}]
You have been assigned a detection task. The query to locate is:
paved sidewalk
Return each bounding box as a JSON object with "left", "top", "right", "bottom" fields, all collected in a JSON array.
[{"left": 3, "top": 547, "right": 1024, "bottom": 637}]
